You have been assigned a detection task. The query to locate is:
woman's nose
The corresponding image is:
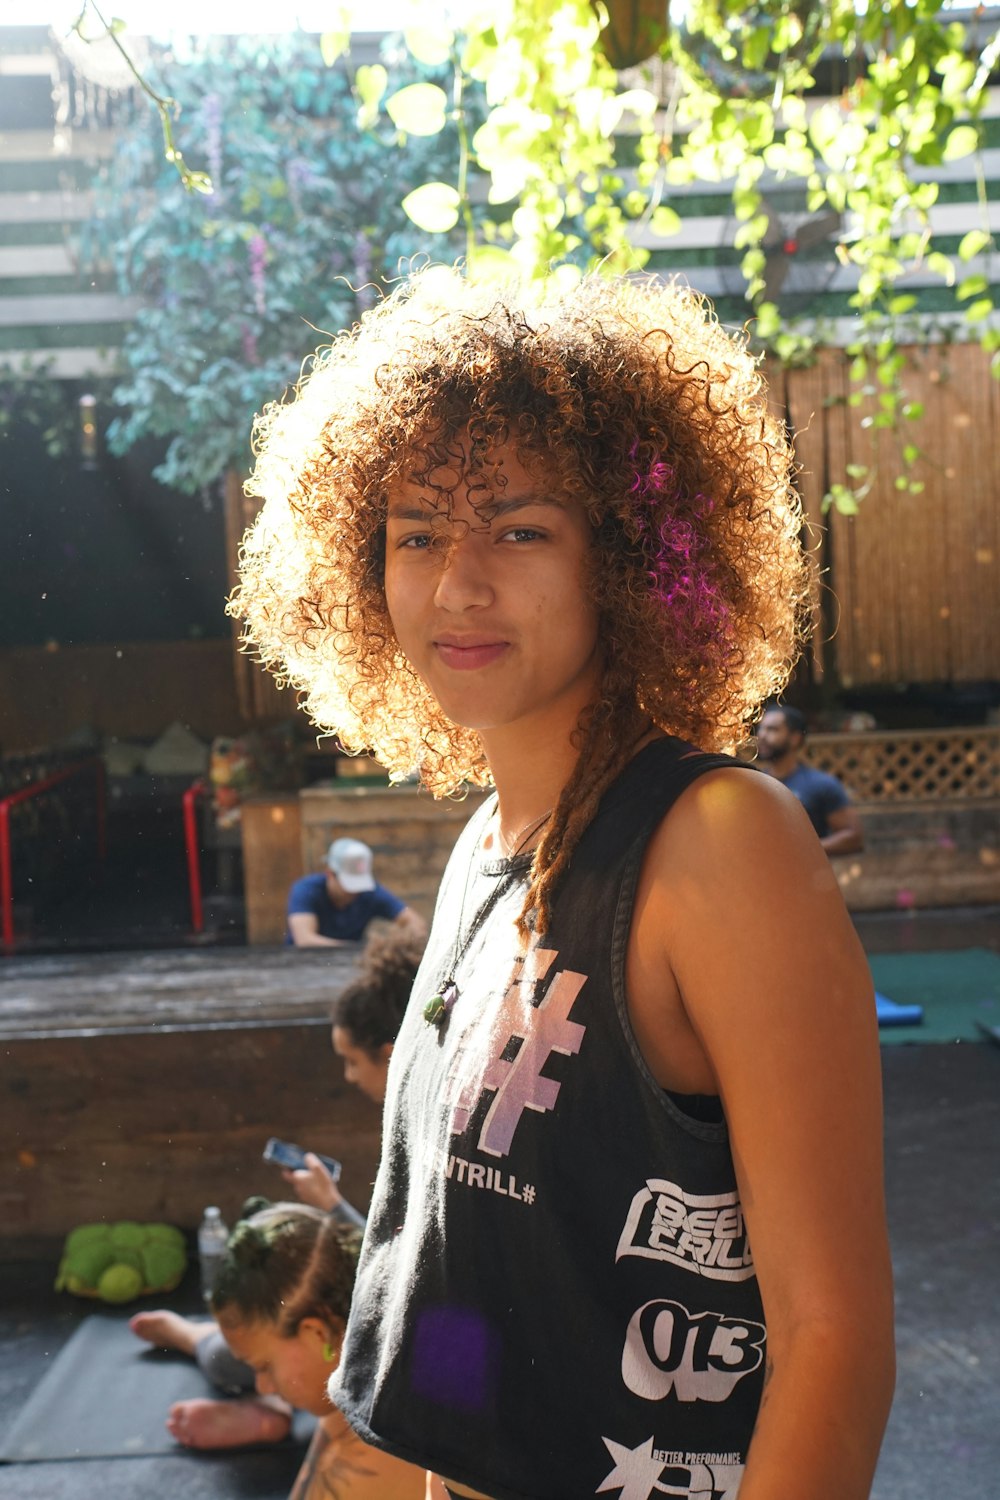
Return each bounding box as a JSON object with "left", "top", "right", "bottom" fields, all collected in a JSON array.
[{"left": 433, "top": 535, "right": 494, "bottom": 611}]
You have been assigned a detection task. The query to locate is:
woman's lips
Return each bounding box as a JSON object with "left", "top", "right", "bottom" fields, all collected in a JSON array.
[{"left": 433, "top": 639, "right": 510, "bottom": 671}]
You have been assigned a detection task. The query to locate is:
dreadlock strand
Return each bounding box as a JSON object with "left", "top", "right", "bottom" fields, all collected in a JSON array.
[{"left": 520, "top": 696, "right": 651, "bottom": 939}]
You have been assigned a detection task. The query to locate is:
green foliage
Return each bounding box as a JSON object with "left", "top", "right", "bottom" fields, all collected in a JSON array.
[
  {"left": 382, "top": 0, "right": 1000, "bottom": 511},
  {"left": 81, "top": 34, "right": 475, "bottom": 493},
  {"left": 82, "top": 3, "right": 1000, "bottom": 512}
]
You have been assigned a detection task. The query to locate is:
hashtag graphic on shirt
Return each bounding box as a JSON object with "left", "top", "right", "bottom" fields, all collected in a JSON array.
[
  {"left": 451, "top": 946, "right": 588, "bottom": 1158},
  {"left": 522, "top": 1183, "right": 536, "bottom": 1205}
]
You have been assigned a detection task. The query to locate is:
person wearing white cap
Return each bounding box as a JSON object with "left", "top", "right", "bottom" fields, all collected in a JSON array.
[{"left": 286, "top": 837, "right": 425, "bottom": 948}]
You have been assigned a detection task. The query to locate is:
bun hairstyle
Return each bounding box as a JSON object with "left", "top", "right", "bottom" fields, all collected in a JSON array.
[
  {"left": 332, "top": 927, "right": 424, "bottom": 1055},
  {"left": 210, "top": 1202, "right": 361, "bottom": 1337}
]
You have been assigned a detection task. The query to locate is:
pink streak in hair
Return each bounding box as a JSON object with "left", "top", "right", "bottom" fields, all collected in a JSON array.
[{"left": 630, "top": 453, "right": 731, "bottom": 643}]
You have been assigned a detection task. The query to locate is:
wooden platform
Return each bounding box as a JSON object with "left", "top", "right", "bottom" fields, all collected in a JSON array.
[
  {"left": 1, "top": 948, "right": 383, "bottom": 1249},
  {"left": 0, "top": 946, "right": 358, "bottom": 1038}
]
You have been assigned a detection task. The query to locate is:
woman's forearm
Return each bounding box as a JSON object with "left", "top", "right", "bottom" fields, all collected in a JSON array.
[{"left": 739, "top": 1319, "right": 895, "bottom": 1500}]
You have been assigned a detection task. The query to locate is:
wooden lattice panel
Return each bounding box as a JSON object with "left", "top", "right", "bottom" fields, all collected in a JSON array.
[{"left": 804, "top": 728, "right": 1000, "bottom": 804}]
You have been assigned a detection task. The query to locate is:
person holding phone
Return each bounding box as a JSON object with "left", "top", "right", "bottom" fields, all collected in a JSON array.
[
  {"left": 232, "top": 268, "right": 894, "bottom": 1500},
  {"left": 129, "top": 929, "right": 422, "bottom": 1449}
]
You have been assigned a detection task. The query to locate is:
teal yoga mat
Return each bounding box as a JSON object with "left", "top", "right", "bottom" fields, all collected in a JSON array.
[{"left": 869, "top": 947, "right": 1000, "bottom": 1045}]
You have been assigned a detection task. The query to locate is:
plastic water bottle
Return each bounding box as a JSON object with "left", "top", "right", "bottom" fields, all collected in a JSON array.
[{"left": 198, "top": 1205, "right": 229, "bottom": 1304}]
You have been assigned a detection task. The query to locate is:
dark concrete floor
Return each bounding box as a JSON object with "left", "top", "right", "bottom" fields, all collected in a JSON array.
[{"left": 1, "top": 909, "right": 998, "bottom": 1498}]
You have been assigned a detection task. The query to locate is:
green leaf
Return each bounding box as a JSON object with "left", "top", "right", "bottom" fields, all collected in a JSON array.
[
  {"left": 403, "top": 25, "right": 454, "bottom": 66},
  {"left": 385, "top": 82, "right": 448, "bottom": 136},
  {"left": 942, "top": 125, "right": 979, "bottom": 161},
  {"left": 957, "top": 274, "right": 989, "bottom": 301},
  {"left": 828, "top": 483, "right": 860, "bottom": 516},
  {"left": 958, "top": 229, "right": 990, "bottom": 262},
  {"left": 466, "top": 246, "right": 519, "bottom": 282},
  {"left": 903, "top": 444, "right": 920, "bottom": 465},
  {"left": 926, "top": 251, "right": 955, "bottom": 285},
  {"left": 754, "top": 301, "right": 781, "bottom": 340},
  {"left": 965, "top": 297, "right": 994, "bottom": 323},
  {"left": 649, "top": 205, "right": 681, "bottom": 239},
  {"left": 320, "top": 28, "right": 349, "bottom": 67},
  {"left": 401, "top": 182, "right": 460, "bottom": 233},
  {"left": 354, "top": 63, "right": 387, "bottom": 127}
]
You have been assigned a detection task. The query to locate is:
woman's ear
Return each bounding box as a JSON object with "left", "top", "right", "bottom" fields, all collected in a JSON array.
[
  {"left": 380, "top": 1042, "right": 394, "bottom": 1063},
  {"left": 299, "top": 1315, "right": 345, "bottom": 1364}
]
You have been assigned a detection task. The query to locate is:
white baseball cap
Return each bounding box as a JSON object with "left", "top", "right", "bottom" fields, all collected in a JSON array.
[{"left": 326, "top": 837, "right": 376, "bottom": 893}]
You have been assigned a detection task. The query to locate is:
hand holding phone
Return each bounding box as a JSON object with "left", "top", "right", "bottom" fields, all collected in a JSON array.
[{"left": 262, "top": 1136, "right": 342, "bottom": 1182}]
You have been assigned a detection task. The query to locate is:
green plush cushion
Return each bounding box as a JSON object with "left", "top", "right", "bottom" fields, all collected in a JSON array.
[{"left": 55, "top": 1222, "right": 188, "bottom": 1303}]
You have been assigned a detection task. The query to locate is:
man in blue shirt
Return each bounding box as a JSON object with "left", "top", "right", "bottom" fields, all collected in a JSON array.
[
  {"left": 286, "top": 837, "right": 426, "bottom": 948},
  {"left": 756, "top": 705, "right": 865, "bottom": 855}
]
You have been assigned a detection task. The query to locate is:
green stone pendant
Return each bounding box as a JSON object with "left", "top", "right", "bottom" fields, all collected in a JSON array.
[{"left": 423, "top": 979, "right": 458, "bottom": 1028}]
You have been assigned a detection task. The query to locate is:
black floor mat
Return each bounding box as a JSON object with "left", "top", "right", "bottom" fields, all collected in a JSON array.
[{"left": 0, "top": 1314, "right": 310, "bottom": 1463}]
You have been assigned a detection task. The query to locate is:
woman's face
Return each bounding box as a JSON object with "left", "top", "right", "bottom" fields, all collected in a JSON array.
[
  {"left": 382, "top": 438, "right": 601, "bottom": 744},
  {"left": 332, "top": 1024, "right": 393, "bottom": 1103},
  {"left": 221, "top": 1314, "right": 340, "bottom": 1417}
]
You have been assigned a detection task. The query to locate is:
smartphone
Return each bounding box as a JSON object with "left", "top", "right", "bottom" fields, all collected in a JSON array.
[{"left": 262, "top": 1137, "right": 342, "bottom": 1182}]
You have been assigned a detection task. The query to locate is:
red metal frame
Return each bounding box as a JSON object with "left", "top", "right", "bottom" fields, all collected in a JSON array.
[
  {"left": 183, "top": 778, "right": 208, "bottom": 935},
  {"left": 0, "top": 758, "right": 106, "bottom": 952}
]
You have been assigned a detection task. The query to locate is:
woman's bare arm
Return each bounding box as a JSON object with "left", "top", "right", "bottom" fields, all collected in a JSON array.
[{"left": 645, "top": 769, "right": 894, "bottom": 1500}]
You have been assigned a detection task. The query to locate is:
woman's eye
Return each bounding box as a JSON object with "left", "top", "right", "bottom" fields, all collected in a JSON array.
[
  {"left": 501, "top": 527, "right": 545, "bottom": 543},
  {"left": 398, "top": 533, "right": 433, "bottom": 549}
]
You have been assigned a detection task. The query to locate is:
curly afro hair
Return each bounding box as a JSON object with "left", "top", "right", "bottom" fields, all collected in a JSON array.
[
  {"left": 332, "top": 927, "right": 424, "bottom": 1054},
  {"left": 231, "top": 268, "right": 813, "bottom": 932}
]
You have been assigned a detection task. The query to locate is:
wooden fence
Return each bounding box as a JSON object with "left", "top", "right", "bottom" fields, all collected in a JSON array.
[
  {"left": 803, "top": 726, "right": 1000, "bottom": 804},
  {"left": 772, "top": 343, "right": 1000, "bottom": 689}
]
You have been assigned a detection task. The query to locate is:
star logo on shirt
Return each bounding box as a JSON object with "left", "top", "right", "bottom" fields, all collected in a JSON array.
[{"left": 596, "top": 1436, "right": 666, "bottom": 1499}]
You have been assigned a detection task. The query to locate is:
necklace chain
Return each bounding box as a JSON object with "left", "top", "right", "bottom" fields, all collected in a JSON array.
[
  {"left": 422, "top": 803, "right": 553, "bottom": 1028},
  {"left": 496, "top": 805, "right": 554, "bottom": 859}
]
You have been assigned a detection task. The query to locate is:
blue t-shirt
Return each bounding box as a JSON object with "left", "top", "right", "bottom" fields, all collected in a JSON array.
[
  {"left": 286, "top": 874, "right": 405, "bottom": 944},
  {"left": 781, "top": 763, "right": 851, "bottom": 839}
]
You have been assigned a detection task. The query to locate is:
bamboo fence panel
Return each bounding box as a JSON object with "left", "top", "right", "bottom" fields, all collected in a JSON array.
[
  {"left": 779, "top": 354, "right": 827, "bottom": 681},
  {"left": 910, "top": 347, "right": 953, "bottom": 681},
  {"left": 964, "top": 342, "right": 1000, "bottom": 678},
  {"left": 797, "top": 343, "right": 1000, "bottom": 686}
]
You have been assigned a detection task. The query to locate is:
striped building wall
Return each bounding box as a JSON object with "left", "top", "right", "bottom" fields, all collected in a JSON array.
[
  {"left": 0, "top": 27, "right": 130, "bottom": 378},
  {"left": 5, "top": 25, "right": 1000, "bottom": 375}
]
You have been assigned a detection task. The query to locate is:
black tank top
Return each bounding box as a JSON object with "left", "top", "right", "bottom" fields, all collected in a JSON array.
[{"left": 332, "top": 739, "right": 765, "bottom": 1500}]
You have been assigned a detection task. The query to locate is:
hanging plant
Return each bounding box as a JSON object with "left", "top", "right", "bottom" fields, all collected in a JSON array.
[{"left": 597, "top": 0, "right": 670, "bottom": 71}]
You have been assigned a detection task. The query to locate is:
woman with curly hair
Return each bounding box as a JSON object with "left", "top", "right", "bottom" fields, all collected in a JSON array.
[
  {"left": 232, "top": 269, "right": 894, "bottom": 1500},
  {"left": 205, "top": 1203, "right": 423, "bottom": 1499}
]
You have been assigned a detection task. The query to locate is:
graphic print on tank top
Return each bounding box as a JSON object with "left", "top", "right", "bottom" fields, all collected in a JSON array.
[{"left": 445, "top": 944, "right": 588, "bottom": 1161}]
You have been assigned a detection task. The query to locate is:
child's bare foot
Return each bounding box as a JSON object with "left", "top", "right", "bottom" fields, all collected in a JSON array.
[
  {"left": 130, "top": 1309, "right": 215, "bottom": 1359},
  {"left": 166, "top": 1396, "right": 292, "bottom": 1450}
]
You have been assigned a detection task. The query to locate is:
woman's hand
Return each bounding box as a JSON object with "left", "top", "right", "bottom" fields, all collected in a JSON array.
[{"left": 282, "top": 1153, "right": 342, "bottom": 1212}]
